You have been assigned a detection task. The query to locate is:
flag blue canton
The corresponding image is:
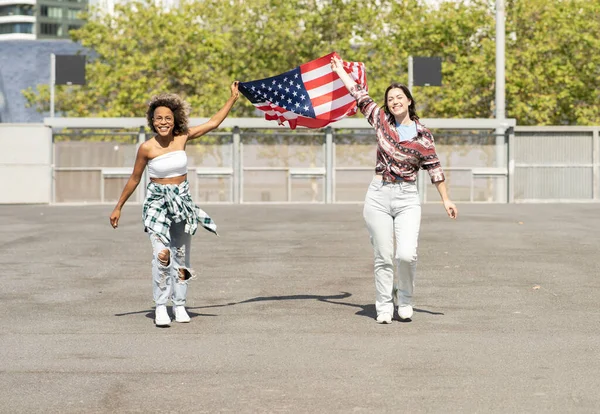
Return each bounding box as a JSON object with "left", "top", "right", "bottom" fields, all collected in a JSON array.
[{"left": 239, "top": 67, "right": 316, "bottom": 118}]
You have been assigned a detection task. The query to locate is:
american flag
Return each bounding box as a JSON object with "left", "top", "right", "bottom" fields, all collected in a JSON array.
[{"left": 239, "top": 52, "right": 367, "bottom": 129}]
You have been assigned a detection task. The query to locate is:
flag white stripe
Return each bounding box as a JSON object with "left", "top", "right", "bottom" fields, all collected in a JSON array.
[
  {"left": 301, "top": 64, "right": 331, "bottom": 83},
  {"left": 351, "top": 67, "right": 360, "bottom": 82}
]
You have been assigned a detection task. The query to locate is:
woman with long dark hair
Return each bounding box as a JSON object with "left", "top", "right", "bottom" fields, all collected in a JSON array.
[{"left": 331, "top": 56, "right": 457, "bottom": 324}]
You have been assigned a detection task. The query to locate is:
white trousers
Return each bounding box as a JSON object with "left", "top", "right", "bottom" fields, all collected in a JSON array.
[{"left": 363, "top": 176, "right": 422, "bottom": 316}]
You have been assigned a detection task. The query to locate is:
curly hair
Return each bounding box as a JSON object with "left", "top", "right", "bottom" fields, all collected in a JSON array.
[
  {"left": 382, "top": 83, "right": 419, "bottom": 124},
  {"left": 146, "top": 93, "right": 191, "bottom": 136}
]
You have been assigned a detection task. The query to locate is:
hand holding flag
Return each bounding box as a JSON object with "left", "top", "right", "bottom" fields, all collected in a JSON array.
[{"left": 239, "top": 52, "right": 367, "bottom": 129}]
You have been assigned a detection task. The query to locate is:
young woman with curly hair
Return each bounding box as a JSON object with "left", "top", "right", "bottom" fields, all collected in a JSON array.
[
  {"left": 330, "top": 56, "right": 457, "bottom": 324},
  {"left": 110, "top": 81, "right": 239, "bottom": 327}
]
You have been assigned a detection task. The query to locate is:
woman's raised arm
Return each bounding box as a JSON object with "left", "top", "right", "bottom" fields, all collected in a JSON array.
[{"left": 186, "top": 81, "right": 240, "bottom": 141}]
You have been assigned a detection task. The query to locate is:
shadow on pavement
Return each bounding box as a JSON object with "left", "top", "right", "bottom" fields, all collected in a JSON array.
[{"left": 115, "top": 292, "right": 444, "bottom": 321}]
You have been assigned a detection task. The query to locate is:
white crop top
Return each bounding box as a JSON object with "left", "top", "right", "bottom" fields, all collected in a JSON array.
[{"left": 147, "top": 150, "right": 188, "bottom": 178}]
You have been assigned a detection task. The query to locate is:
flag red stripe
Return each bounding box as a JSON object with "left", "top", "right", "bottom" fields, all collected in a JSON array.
[{"left": 299, "top": 52, "right": 335, "bottom": 73}]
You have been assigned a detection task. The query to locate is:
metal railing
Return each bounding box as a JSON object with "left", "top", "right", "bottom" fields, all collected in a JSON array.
[
  {"left": 512, "top": 126, "right": 600, "bottom": 202},
  {"left": 43, "top": 116, "right": 529, "bottom": 204}
]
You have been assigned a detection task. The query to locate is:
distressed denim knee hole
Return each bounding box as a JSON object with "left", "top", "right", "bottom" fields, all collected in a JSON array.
[
  {"left": 157, "top": 249, "right": 170, "bottom": 266},
  {"left": 176, "top": 266, "right": 196, "bottom": 284},
  {"left": 155, "top": 250, "right": 171, "bottom": 290}
]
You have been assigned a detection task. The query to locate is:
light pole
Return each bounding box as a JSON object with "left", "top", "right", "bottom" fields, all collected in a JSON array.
[
  {"left": 495, "top": 0, "right": 507, "bottom": 202},
  {"left": 50, "top": 53, "right": 56, "bottom": 118}
]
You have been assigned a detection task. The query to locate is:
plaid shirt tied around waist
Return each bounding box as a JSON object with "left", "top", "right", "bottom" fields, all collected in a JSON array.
[{"left": 142, "top": 180, "right": 217, "bottom": 245}]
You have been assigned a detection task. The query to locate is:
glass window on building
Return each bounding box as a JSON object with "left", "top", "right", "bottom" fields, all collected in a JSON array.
[
  {"left": 40, "top": 5, "right": 63, "bottom": 18},
  {"left": 66, "top": 8, "right": 81, "bottom": 19},
  {"left": 0, "top": 22, "right": 34, "bottom": 34},
  {"left": 0, "top": 4, "right": 34, "bottom": 16},
  {"left": 40, "top": 22, "right": 63, "bottom": 36}
]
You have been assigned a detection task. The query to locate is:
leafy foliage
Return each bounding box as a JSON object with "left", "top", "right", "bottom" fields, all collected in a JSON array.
[{"left": 22, "top": 0, "right": 600, "bottom": 126}]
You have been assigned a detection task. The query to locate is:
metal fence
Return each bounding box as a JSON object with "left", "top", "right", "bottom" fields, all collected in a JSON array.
[
  {"left": 512, "top": 126, "right": 600, "bottom": 202},
  {"left": 45, "top": 117, "right": 519, "bottom": 204},
  {"left": 42, "top": 117, "right": 600, "bottom": 204}
]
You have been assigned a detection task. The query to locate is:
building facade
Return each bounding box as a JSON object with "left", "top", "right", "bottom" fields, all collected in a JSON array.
[
  {"left": 0, "top": 39, "right": 87, "bottom": 122},
  {"left": 0, "top": 0, "right": 87, "bottom": 40}
]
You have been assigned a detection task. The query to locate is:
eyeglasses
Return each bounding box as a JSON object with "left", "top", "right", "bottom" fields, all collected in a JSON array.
[{"left": 153, "top": 116, "right": 173, "bottom": 123}]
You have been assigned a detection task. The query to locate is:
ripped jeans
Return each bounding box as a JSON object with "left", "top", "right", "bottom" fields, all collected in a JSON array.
[
  {"left": 149, "top": 221, "right": 194, "bottom": 306},
  {"left": 363, "top": 176, "right": 421, "bottom": 316}
]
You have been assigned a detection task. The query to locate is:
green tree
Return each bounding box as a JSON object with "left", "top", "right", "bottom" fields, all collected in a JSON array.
[
  {"left": 415, "top": 0, "right": 495, "bottom": 119},
  {"left": 23, "top": 0, "right": 600, "bottom": 126},
  {"left": 411, "top": 0, "right": 600, "bottom": 125},
  {"left": 24, "top": 0, "right": 240, "bottom": 117},
  {"left": 23, "top": 0, "right": 374, "bottom": 119},
  {"left": 505, "top": 0, "right": 600, "bottom": 125}
]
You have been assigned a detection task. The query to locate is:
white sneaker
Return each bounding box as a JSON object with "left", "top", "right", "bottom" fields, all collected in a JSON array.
[
  {"left": 398, "top": 305, "right": 414, "bottom": 320},
  {"left": 173, "top": 305, "right": 191, "bottom": 323},
  {"left": 155, "top": 305, "right": 171, "bottom": 326},
  {"left": 376, "top": 313, "right": 392, "bottom": 324}
]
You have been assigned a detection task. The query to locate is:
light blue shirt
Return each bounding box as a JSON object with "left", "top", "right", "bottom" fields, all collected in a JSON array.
[{"left": 395, "top": 121, "right": 417, "bottom": 142}]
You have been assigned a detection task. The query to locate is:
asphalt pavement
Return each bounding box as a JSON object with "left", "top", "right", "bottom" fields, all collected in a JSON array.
[{"left": 1, "top": 203, "right": 599, "bottom": 413}]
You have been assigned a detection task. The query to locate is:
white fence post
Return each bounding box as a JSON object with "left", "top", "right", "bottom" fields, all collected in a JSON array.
[
  {"left": 325, "top": 126, "right": 333, "bottom": 203},
  {"left": 507, "top": 127, "right": 515, "bottom": 203},
  {"left": 593, "top": 127, "right": 599, "bottom": 201},
  {"left": 233, "top": 126, "right": 241, "bottom": 204}
]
